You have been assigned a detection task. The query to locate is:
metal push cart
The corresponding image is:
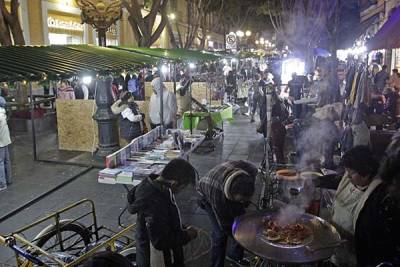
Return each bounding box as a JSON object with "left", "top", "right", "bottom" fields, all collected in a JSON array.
[{"left": 0, "top": 199, "right": 136, "bottom": 267}]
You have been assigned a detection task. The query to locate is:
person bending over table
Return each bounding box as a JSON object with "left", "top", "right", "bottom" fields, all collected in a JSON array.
[
  {"left": 127, "top": 159, "right": 209, "bottom": 267},
  {"left": 197, "top": 160, "right": 258, "bottom": 267},
  {"left": 328, "top": 145, "right": 399, "bottom": 267}
]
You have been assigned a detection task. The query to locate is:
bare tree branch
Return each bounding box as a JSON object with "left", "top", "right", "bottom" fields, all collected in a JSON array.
[{"left": 122, "top": 0, "right": 169, "bottom": 47}]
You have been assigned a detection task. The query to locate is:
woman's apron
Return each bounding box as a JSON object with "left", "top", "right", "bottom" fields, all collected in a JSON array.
[{"left": 331, "top": 175, "right": 382, "bottom": 266}]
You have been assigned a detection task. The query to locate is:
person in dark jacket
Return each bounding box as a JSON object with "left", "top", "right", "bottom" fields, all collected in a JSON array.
[
  {"left": 270, "top": 90, "right": 288, "bottom": 164},
  {"left": 226, "top": 71, "right": 236, "bottom": 102},
  {"left": 197, "top": 160, "right": 258, "bottom": 267},
  {"left": 285, "top": 72, "right": 303, "bottom": 118},
  {"left": 127, "top": 159, "right": 199, "bottom": 267},
  {"left": 111, "top": 91, "right": 143, "bottom": 143},
  {"left": 374, "top": 65, "right": 389, "bottom": 93},
  {"left": 354, "top": 134, "right": 400, "bottom": 267}
]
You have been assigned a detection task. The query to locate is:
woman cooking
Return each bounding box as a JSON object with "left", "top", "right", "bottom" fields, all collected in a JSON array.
[{"left": 331, "top": 145, "right": 400, "bottom": 267}]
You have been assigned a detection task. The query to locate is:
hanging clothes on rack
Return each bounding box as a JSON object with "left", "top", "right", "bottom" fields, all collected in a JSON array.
[
  {"left": 354, "top": 68, "right": 372, "bottom": 109},
  {"left": 344, "top": 64, "right": 356, "bottom": 98},
  {"left": 349, "top": 69, "right": 361, "bottom": 105}
]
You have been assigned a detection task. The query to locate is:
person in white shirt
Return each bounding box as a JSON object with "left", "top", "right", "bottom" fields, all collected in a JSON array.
[
  {"left": 0, "top": 97, "right": 11, "bottom": 191},
  {"left": 149, "top": 73, "right": 177, "bottom": 129},
  {"left": 81, "top": 83, "right": 89, "bottom": 100}
]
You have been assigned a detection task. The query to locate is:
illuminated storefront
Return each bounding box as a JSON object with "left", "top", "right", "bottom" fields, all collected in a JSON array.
[
  {"left": 47, "top": 13, "right": 84, "bottom": 44},
  {"left": 12, "top": 0, "right": 221, "bottom": 48}
]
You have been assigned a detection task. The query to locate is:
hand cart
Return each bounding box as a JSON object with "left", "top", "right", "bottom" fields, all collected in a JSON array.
[{"left": 0, "top": 199, "right": 136, "bottom": 267}]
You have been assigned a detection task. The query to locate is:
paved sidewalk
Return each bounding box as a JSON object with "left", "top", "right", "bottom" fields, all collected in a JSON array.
[{"left": 0, "top": 114, "right": 264, "bottom": 266}]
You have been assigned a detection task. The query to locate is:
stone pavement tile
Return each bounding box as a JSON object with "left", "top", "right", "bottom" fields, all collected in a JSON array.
[
  {"left": 228, "top": 155, "right": 248, "bottom": 161},
  {"left": 230, "top": 149, "right": 250, "bottom": 156},
  {"left": 220, "top": 139, "right": 238, "bottom": 145}
]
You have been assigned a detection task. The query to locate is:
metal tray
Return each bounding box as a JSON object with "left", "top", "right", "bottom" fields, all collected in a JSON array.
[{"left": 233, "top": 210, "right": 341, "bottom": 264}]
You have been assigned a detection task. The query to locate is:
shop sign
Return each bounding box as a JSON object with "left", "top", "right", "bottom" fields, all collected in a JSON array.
[
  {"left": 47, "top": 17, "right": 84, "bottom": 31},
  {"left": 226, "top": 32, "right": 237, "bottom": 50}
]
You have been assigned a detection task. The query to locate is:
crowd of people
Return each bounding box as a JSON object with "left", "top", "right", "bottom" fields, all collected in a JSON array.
[{"left": 1, "top": 57, "right": 399, "bottom": 267}]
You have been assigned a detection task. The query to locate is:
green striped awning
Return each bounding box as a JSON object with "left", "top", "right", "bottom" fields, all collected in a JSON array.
[
  {"left": 0, "top": 45, "right": 157, "bottom": 82},
  {"left": 110, "top": 46, "right": 221, "bottom": 62}
]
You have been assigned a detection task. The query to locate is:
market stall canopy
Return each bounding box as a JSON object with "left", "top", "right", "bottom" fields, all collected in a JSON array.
[
  {"left": 367, "top": 7, "right": 400, "bottom": 50},
  {"left": 0, "top": 45, "right": 157, "bottom": 82},
  {"left": 111, "top": 46, "right": 221, "bottom": 62}
]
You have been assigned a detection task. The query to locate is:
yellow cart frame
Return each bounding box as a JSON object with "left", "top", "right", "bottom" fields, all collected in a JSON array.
[{"left": 0, "top": 199, "right": 136, "bottom": 267}]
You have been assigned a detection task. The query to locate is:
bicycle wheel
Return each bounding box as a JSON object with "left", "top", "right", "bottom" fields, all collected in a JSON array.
[
  {"left": 120, "top": 247, "right": 136, "bottom": 265},
  {"left": 34, "top": 220, "right": 91, "bottom": 255}
]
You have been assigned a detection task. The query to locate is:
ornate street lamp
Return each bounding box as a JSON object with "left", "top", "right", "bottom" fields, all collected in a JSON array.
[
  {"left": 76, "top": 0, "right": 122, "bottom": 47},
  {"left": 76, "top": 0, "right": 122, "bottom": 156}
]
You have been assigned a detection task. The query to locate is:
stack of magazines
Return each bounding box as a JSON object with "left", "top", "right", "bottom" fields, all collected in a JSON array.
[{"left": 98, "top": 168, "right": 121, "bottom": 184}]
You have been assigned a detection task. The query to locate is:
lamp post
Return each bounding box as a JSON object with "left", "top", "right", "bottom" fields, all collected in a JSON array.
[
  {"left": 77, "top": 0, "right": 122, "bottom": 47},
  {"left": 77, "top": 0, "right": 122, "bottom": 156}
]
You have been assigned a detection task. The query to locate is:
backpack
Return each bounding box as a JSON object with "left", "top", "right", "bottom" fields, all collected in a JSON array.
[
  {"left": 127, "top": 78, "right": 138, "bottom": 93},
  {"left": 74, "top": 85, "right": 84, "bottom": 99}
]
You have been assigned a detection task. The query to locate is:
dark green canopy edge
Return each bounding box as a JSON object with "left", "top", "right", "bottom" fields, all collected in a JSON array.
[
  {"left": 0, "top": 45, "right": 223, "bottom": 83},
  {"left": 111, "top": 46, "right": 221, "bottom": 62},
  {"left": 0, "top": 45, "right": 158, "bottom": 82}
]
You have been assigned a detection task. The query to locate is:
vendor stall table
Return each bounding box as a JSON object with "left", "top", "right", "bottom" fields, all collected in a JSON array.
[
  {"left": 98, "top": 127, "right": 204, "bottom": 186},
  {"left": 182, "top": 105, "right": 233, "bottom": 130}
]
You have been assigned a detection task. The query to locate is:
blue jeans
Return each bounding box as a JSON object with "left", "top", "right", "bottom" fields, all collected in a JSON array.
[
  {"left": 135, "top": 215, "right": 150, "bottom": 267},
  {"left": 0, "top": 145, "right": 11, "bottom": 186},
  {"left": 202, "top": 201, "right": 244, "bottom": 267}
]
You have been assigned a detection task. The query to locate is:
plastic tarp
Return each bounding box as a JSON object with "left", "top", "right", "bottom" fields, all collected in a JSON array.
[{"left": 182, "top": 106, "right": 233, "bottom": 130}]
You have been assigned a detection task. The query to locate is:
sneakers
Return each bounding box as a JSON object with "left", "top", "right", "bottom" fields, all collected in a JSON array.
[
  {"left": 226, "top": 256, "right": 251, "bottom": 267},
  {"left": 0, "top": 184, "right": 7, "bottom": 192}
]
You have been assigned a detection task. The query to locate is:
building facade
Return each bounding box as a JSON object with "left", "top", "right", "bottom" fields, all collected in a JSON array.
[
  {"left": 4, "top": 0, "right": 223, "bottom": 50},
  {"left": 360, "top": 0, "right": 400, "bottom": 69}
]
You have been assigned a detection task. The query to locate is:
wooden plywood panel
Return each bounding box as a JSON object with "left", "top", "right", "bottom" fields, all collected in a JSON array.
[
  {"left": 56, "top": 100, "right": 98, "bottom": 152},
  {"left": 145, "top": 82, "right": 208, "bottom": 101},
  {"left": 144, "top": 82, "right": 220, "bottom": 110}
]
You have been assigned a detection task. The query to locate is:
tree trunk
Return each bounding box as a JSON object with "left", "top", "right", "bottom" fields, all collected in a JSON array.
[
  {"left": 330, "top": 0, "right": 340, "bottom": 101},
  {"left": 198, "top": 15, "right": 207, "bottom": 50},
  {"left": 9, "top": 18, "right": 25, "bottom": 45},
  {"left": 166, "top": 20, "right": 178, "bottom": 48},
  {"left": 0, "top": 16, "right": 11, "bottom": 45},
  {"left": 0, "top": 0, "right": 11, "bottom": 45},
  {"left": 122, "top": 0, "right": 169, "bottom": 48}
]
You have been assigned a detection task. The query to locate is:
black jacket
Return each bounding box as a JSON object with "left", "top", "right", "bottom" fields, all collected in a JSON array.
[
  {"left": 127, "top": 176, "right": 191, "bottom": 267},
  {"left": 355, "top": 183, "right": 400, "bottom": 267},
  {"left": 119, "top": 102, "right": 143, "bottom": 142}
]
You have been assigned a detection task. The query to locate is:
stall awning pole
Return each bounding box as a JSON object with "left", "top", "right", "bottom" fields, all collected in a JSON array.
[
  {"left": 173, "top": 63, "right": 177, "bottom": 95},
  {"left": 160, "top": 76, "right": 164, "bottom": 132},
  {"left": 29, "top": 82, "right": 38, "bottom": 161}
]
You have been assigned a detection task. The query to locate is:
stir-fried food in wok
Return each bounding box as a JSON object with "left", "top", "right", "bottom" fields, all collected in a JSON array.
[{"left": 262, "top": 219, "right": 312, "bottom": 245}]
